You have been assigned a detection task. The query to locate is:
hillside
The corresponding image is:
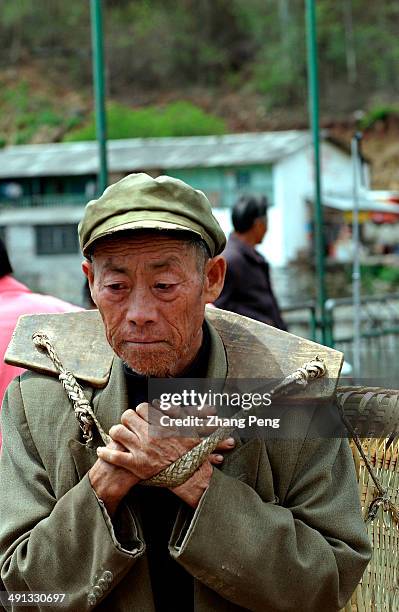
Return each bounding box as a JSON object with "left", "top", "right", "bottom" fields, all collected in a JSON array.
[
  {"left": 1, "top": 1, "right": 399, "bottom": 188},
  {"left": 1, "top": 62, "right": 399, "bottom": 190}
]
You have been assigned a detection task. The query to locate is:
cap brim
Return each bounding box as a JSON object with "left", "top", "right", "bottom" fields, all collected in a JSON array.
[{"left": 83, "top": 218, "right": 203, "bottom": 256}]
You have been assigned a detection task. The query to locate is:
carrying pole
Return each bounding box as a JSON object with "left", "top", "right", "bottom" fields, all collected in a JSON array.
[
  {"left": 305, "top": 0, "right": 327, "bottom": 344},
  {"left": 90, "top": 0, "right": 108, "bottom": 193}
]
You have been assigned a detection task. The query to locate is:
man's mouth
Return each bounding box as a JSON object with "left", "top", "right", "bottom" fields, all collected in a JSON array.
[{"left": 125, "top": 339, "right": 164, "bottom": 344}]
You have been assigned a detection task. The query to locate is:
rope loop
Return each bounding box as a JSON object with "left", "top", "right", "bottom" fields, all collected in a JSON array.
[{"left": 32, "top": 332, "right": 110, "bottom": 445}]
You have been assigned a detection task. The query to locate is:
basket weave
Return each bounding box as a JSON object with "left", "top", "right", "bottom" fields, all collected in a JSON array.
[{"left": 337, "top": 387, "right": 399, "bottom": 612}]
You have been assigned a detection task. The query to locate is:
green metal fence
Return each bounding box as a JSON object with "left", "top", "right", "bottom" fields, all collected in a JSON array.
[
  {"left": 282, "top": 293, "right": 399, "bottom": 350},
  {"left": 324, "top": 293, "right": 399, "bottom": 348},
  {"left": 240, "top": 296, "right": 399, "bottom": 378},
  {"left": 281, "top": 301, "right": 318, "bottom": 342}
]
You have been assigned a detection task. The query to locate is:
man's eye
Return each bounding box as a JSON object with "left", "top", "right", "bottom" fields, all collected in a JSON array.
[
  {"left": 107, "top": 283, "right": 125, "bottom": 291},
  {"left": 154, "top": 283, "right": 173, "bottom": 291}
]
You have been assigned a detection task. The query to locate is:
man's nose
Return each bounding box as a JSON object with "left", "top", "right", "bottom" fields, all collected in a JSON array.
[{"left": 126, "top": 288, "right": 157, "bottom": 326}]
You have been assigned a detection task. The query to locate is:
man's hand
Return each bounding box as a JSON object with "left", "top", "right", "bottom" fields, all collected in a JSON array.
[
  {"left": 166, "top": 402, "right": 236, "bottom": 507},
  {"left": 97, "top": 403, "right": 235, "bottom": 508},
  {"left": 170, "top": 460, "right": 215, "bottom": 508},
  {"left": 88, "top": 439, "right": 139, "bottom": 517},
  {"left": 97, "top": 404, "right": 204, "bottom": 480}
]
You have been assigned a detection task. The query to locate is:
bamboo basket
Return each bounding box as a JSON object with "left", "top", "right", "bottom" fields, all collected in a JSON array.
[{"left": 337, "top": 387, "right": 399, "bottom": 612}]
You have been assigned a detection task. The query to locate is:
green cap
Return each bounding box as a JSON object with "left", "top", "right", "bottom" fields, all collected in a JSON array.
[{"left": 79, "top": 173, "right": 226, "bottom": 257}]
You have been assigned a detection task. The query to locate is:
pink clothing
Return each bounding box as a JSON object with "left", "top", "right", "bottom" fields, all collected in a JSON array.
[{"left": 0, "top": 275, "right": 82, "bottom": 445}]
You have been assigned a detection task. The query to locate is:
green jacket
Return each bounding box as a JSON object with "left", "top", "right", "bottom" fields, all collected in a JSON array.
[{"left": 0, "top": 309, "right": 371, "bottom": 611}]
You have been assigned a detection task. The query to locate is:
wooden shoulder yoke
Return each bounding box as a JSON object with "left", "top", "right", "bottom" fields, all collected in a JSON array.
[{"left": 5, "top": 310, "right": 113, "bottom": 387}]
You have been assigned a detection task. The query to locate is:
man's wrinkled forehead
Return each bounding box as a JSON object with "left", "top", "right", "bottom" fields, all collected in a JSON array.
[
  {"left": 88, "top": 231, "right": 201, "bottom": 276},
  {"left": 99, "top": 254, "right": 184, "bottom": 273}
]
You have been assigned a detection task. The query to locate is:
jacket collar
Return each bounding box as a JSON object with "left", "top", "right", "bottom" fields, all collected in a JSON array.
[{"left": 228, "top": 233, "right": 265, "bottom": 265}]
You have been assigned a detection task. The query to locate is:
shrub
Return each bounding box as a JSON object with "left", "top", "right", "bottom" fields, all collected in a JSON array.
[
  {"left": 360, "top": 106, "right": 399, "bottom": 130},
  {"left": 64, "top": 101, "right": 226, "bottom": 141}
]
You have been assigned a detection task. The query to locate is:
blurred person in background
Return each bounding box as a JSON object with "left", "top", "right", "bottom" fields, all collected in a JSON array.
[
  {"left": 0, "top": 238, "right": 81, "bottom": 444},
  {"left": 215, "top": 195, "right": 286, "bottom": 330}
]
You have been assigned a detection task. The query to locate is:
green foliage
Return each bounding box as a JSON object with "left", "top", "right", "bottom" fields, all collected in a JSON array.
[
  {"left": 64, "top": 101, "right": 226, "bottom": 141},
  {"left": 345, "top": 264, "right": 399, "bottom": 294},
  {"left": 2, "top": 81, "right": 29, "bottom": 110},
  {"left": 359, "top": 106, "right": 399, "bottom": 130},
  {"left": 375, "top": 266, "right": 399, "bottom": 285},
  {"left": 0, "top": 80, "right": 82, "bottom": 145},
  {"left": 1, "top": 0, "right": 32, "bottom": 27},
  {"left": 2, "top": 0, "right": 399, "bottom": 129},
  {"left": 11, "top": 106, "right": 67, "bottom": 144}
]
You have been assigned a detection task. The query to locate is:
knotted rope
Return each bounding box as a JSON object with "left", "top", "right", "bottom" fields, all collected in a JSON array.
[
  {"left": 32, "top": 332, "right": 110, "bottom": 445},
  {"left": 270, "top": 355, "right": 326, "bottom": 396}
]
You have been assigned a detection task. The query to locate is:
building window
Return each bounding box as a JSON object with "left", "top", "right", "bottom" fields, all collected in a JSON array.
[
  {"left": 35, "top": 224, "right": 79, "bottom": 255},
  {"left": 235, "top": 169, "right": 251, "bottom": 189}
]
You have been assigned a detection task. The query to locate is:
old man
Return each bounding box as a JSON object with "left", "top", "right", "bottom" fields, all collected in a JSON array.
[{"left": 0, "top": 173, "right": 370, "bottom": 611}]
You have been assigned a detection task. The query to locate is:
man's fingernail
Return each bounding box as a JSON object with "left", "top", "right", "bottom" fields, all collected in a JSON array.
[
  {"left": 96, "top": 447, "right": 104, "bottom": 454},
  {"left": 226, "top": 438, "right": 235, "bottom": 446},
  {"left": 216, "top": 454, "right": 224, "bottom": 462}
]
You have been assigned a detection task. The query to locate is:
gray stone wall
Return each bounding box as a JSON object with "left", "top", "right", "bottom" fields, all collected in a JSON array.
[{"left": 1, "top": 207, "right": 86, "bottom": 307}]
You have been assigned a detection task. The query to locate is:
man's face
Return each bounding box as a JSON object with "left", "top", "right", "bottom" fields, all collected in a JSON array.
[
  {"left": 254, "top": 217, "right": 267, "bottom": 244},
  {"left": 83, "top": 233, "right": 225, "bottom": 377}
]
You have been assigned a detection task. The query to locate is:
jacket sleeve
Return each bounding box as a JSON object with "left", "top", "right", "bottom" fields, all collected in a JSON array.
[
  {"left": 0, "top": 378, "right": 144, "bottom": 612},
  {"left": 169, "top": 436, "right": 372, "bottom": 612}
]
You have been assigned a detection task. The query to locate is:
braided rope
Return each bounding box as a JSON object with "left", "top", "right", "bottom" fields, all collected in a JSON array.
[
  {"left": 32, "top": 330, "right": 326, "bottom": 487},
  {"left": 144, "top": 356, "right": 327, "bottom": 486},
  {"left": 270, "top": 355, "right": 326, "bottom": 396},
  {"left": 32, "top": 332, "right": 110, "bottom": 445}
]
